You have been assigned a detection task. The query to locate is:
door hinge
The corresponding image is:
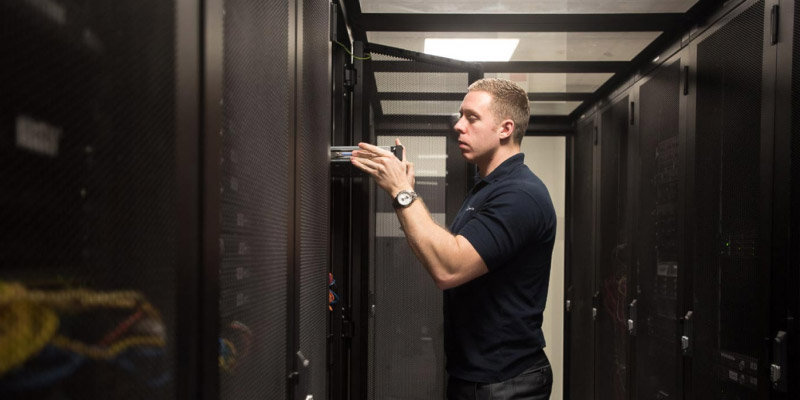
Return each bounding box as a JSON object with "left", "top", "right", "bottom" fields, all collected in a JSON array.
[
  {"left": 681, "top": 310, "right": 694, "bottom": 356},
  {"left": 329, "top": 2, "right": 339, "bottom": 43},
  {"left": 592, "top": 291, "right": 600, "bottom": 321},
  {"left": 627, "top": 299, "right": 638, "bottom": 336},
  {"left": 771, "top": 330, "right": 788, "bottom": 391},
  {"left": 344, "top": 66, "right": 356, "bottom": 90},
  {"left": 683, "top": 66, "right": 689, "bottom": 96},
  {"left": 629, "top": 101, "right": 635, "bottom": 125},
  {"left": 770, "top": 4, "right": 779, "bottom": 45},
  {"left": 342, "top": 319, "right": 355, "bottom": 339}
]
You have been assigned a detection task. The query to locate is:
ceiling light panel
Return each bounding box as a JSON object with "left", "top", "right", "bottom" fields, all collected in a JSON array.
[
  {"left": 484, "top": 72, "right": 614, "bottom": 92},
  {"left": 367, "top": 32, "right": 661, "bottom": 61},
  {"left": 424, "top": 38, "right": 519, "bottom": 62},
  {"left": 359, "top": 0, "right": 699, "bottom": 14}
]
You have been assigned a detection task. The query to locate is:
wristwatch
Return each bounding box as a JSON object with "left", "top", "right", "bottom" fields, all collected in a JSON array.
[{"left": 392, "top": 190, "right": 418, "bottom": 209}]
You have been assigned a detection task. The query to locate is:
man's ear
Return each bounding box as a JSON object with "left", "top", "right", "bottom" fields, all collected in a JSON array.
[{"left": 498, "top": 119, "right": 514, "bottom": 140}]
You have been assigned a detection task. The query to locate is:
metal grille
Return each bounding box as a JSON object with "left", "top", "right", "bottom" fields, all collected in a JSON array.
[
  {"left": 367, "top": 47, "right": 470, "bottom": 399},
  {"left": 636, "top": 59, "right": 681, "bottom": 400},
  {"left": 791, "top": 5, "right": 800, "bottom": 396},
  {"left": 596, "top": 96, "right": 629, "bottom": 400},
  {"left": 567, "top": 118, "right": 595, "bottom": 400},
  {"left": 694, "top": 1, "right": 764, "bottom": 396},
  {"left": 0, "top": 1, "right": 176, "bottom": 398},
  {"left": 373, "top": 136, "right": 447, "bottom": 400},
  {"left": 220, "top": 1, "right": 289, "bottom": 398},
  {"left": 297, "top": 0, "right": 331, "bottom": 396}
]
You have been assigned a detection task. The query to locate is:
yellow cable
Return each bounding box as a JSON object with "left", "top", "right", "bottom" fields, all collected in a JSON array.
[
  {"left": 0, "top": 301, "right": 59, "bottom": 375},
  {"left": 335, "top": 41, "right": 371, "bottom": 60},
  {"left": 51, "top": 335, "right": 165, "bottom": 360}
]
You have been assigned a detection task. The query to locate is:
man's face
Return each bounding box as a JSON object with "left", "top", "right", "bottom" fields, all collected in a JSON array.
[{"left": 454, "top": 90, "right": 501, "bottom": 164}]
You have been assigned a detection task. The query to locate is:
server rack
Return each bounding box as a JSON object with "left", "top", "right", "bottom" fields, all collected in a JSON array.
[
  {"left": 566, "top": 116, "right": 597, "bottom": 400},
  {"left": 341, "top": 43, "right": 481, "bottom": 399},
  {"left": 633, "top": 53, "right": 687, "bottom": 400},
  {"left": 566, "top": 0, "right": 799, "bottom": 398},
  {"left": 1, "top": 1, "right": 187, "bottom": 399},
  {"left": 2, "top": 1, "right": 333, "bottom": 399},
  {"left": 594, "top": 93, "right": 632, "bottom": 400}
]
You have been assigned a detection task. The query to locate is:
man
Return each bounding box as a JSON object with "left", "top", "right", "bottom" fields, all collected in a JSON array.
[{"left": 351, "top": 78, "right": 556, "bottom": 399}]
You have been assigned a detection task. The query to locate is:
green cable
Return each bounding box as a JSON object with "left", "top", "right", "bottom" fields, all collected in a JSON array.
[{"left": 335, "top": 41, "right": 370, "bottom": 60}]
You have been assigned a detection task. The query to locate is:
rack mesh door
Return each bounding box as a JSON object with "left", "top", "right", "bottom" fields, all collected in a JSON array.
[
  {"left": 297, "top": 0, "right": 332, "bottom": 396},
  {"left": 596, "top": 96, "right": 630, "bottom": 400},
  {"left": 567, "top": 118, "right": 595, "bottom": 400},
  {"left": 219, "top": 1, "right": 290, "bottom": 398},
  {"left": 693, "top": 1, "right": 765, "bottom": 397},
  {"left": 367, "top": 50, "right": 471, "bottom": 399},
  {"left": 790, "top": 2, "right": 800, "bottom": 396},
  {"left": 636, "top": 59, "right": 682, "bottom": 400},
  {"left": 0, "top": 1, "right": 177, "bottom": 398}
]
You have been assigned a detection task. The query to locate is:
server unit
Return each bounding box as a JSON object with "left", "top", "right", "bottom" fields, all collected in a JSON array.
[
  {"left": 565, "top": 0, "right": 799, "bottom": 398},
  {"left": 1, "top": 1, "right": 333, "bottom": 400},
  {"left": 566, "top": 117, "right": 597, "bottom": 400},
  {"left": 595, "top": 94, "right": 632, "bottom": 400}
]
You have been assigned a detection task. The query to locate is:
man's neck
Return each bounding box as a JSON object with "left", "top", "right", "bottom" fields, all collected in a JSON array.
[{"left": 477, "top": 146, "right": 520, "bottom": 179}]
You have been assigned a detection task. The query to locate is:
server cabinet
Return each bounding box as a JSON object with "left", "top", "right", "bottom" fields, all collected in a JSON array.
[
  {"left": 688, "top": 0, "right": 775, "bottom": 397},
  {"left": 566, "top": 116, "right": 597, "bottom": 400},
  {"left": 632, "top": 52, "right": 687, "bottom": 400},
  {"left": 594, "top": 94, "right": 632, "bottom": 400},
  {"left": 770, "top": 0, "right": 798, "bottom": 397},
  {"left": 0, "top": 1, "right": 188, "bottom": 399},
  {"left": 349, "top": 43, "right": 480, "bottom": 400},
  {"left": 216, "top": 1, "right": 295, "bottom": 399}
]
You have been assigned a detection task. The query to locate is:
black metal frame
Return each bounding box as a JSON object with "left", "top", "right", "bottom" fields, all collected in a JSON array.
[
  {"left": 771, "top": 0, "right": 798, "bottom": 398},
  {"left": 176, "top": 1, "right": 202, "bottom": 399},
  {"left": 683, "top": 1, "right": 775, "bottom": 397},
  {"left": 353, "top": 13, "right": 683, "bottom": 32},
  {"left": 369, "top": 60, "right": 627, "bottom": 73},
  {"left": 200, "top": 0, "right": 224, "bottom": 397}
]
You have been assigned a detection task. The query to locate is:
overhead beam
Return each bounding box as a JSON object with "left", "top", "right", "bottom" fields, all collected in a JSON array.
[
  {"left": 354, "top": 13, "right": 682, "bottom": 32},
  {"left": 377, "top": 92, "right": 593, "bottom": 102},
  {"left": 370, "top": 60, "right": 626, "bottom": 73}
]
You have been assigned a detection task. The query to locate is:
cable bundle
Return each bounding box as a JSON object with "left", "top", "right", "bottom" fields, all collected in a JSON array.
[{"left": 0, "top": 281, "right": 169, "bottom": 391}]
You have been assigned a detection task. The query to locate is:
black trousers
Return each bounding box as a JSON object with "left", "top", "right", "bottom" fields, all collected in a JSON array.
[{"left": 446, "top": 364, "right": 553, "bottom": 400}]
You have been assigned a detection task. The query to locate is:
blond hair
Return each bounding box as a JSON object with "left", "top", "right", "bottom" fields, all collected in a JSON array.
[{"left": 468, "top": 78, "right": 530, "bottom": 144}]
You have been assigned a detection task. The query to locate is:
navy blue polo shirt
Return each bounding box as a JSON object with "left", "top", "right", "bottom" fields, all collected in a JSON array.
[{"left": 445, "top": 153, "right": 556, "bottom": 383}]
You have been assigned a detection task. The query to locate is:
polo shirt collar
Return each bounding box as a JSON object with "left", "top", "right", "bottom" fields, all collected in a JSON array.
[{"left": 473, "top": 153, "right": 525, "bottom": 186}]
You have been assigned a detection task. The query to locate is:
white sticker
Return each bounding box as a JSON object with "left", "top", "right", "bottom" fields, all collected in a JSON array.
[{"left": 15, "top": 115, "right": 62, "bottom": 157}]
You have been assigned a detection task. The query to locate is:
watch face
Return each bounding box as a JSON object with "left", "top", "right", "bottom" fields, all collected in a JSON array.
[{"left": 398, "top": 192, "right": 412, "bottom": 206}]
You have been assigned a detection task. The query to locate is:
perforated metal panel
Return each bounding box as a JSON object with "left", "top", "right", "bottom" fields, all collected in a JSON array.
[
  {"left": 0, "top": 1, "right": 176, "bottom": 398},
  {"left": 373, "top": 135, "right": 447, "bottom": 400},
  {"left": 790, "top": 4, "right": 800, "bottom": 396},
  {"left": 219, "top": 1, "right": 289, "bottom": 398},
  {"left": 596, "top": 96, "right": 630, "bottom": 400},
  {"left": 297, "top": 0, "right": 331, "bottom": 397},
  {"left": 366, "top": 47, "right": 473, "bottom": 399},
  {"left": 636, "top": 59, "right": 681, "bottom": 400},
  {"left": 567, "top": 118, "right": 595, "bottom": 400},
  {"left": 693, "top": 1, "right": 764, "bottom": 396}
]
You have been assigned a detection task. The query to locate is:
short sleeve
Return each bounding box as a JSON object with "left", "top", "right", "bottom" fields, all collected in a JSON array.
[{"left": 457, "top": 188, "right": 550, "bottom": 271}]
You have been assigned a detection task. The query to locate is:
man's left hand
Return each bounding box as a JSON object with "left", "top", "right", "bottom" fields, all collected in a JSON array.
[{"left": 350, "top": 138, "right": 415, "bottom": 197}]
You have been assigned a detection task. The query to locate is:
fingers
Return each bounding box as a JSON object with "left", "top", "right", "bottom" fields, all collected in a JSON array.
[
  {"left": 350, "top": 157, "right": 377, "bottom": 175},
  {"left": 357, "top": 142, "right": 393, "bottom": 158},
  {"left": 395, "top": 138, "right": 406, "bottom": 161}
]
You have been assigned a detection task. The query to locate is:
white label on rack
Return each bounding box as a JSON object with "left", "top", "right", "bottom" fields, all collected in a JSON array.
[{"left": 16, "top": 115, "right": 62, "bottom": 157}]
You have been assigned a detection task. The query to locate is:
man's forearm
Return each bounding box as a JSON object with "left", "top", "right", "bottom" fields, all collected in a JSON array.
[{"left": 394, "top": 199, "right": 463, "bottom": 288}]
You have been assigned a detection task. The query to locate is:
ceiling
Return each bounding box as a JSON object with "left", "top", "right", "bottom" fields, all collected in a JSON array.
[
  {"left": 359, "top": 0, "right": 699, "bottom": 14},
  {"left": 339, "top": 0, "right": 713, "bottom": 133}
]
